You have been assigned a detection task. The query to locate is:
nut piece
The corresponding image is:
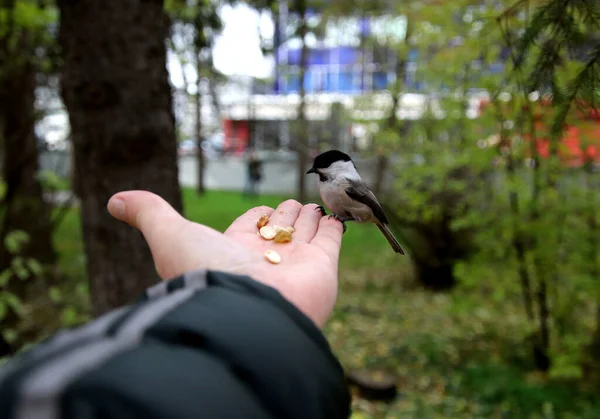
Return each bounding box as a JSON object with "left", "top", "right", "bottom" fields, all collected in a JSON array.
[
  {"left": 264, "top": 249, "right": 281, "bottom": 264},
  {"left": 257, "top": 214, "right": 270, "bottom": 229},
  {"left": 274, "top": 225, "right": 296, "bottom": 234},
  {"left": 274, "top": 229, "right": 293, "bottom": 243},
  {"left": 259, "top": 226, "right": 276, "bottom": 240}
]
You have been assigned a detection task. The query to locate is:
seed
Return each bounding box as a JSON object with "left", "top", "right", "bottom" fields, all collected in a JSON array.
[
  {"left": 274, "top": 229, "right": 292, "bottom": 243},
  {"left": 274, "top": 225, "right": 295, "bottom": 234},
  {"left": 257, "top": 214, "right": 270, "bottom": 229},
  {"left": 259, "top": 226, "right": 276, "bottom": 240},
  {"left": 264, "top": 249, "right": 281, "bottom": 264}
]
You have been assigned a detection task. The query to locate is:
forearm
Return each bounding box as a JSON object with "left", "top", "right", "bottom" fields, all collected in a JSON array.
[{"left": 0, "top": 270, "right": 350, "bottom": 419}]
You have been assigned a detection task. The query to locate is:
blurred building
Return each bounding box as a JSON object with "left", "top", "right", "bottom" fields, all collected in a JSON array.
[
  {"left": 219, "top": 4, "right": 493, "bottom": 154},
  {"left": 220, "top": 5, "right": 411, "bottom": 154}
]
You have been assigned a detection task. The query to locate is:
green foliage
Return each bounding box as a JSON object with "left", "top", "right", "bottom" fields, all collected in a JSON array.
[
  {"left": 326, "top": 263, "right": 600, "bottom": 418},
  {"left": 3, "top": 230, "right": 29, "bottom": 254},
  {"left": 503, "top": 0, "right": 600, "bottom": 138},
  {"left": 38, "top": 170, "right": 70, "bottom": 192},
  {"left": 0, "top": 230, "right": 39, "bottom": 350},
  {"left": 0, "top": 0, "right": 56, "bottom": 36},
  {"left": 363, "top": 0, "right": 600, "bottom": 382},
  {"left": 0, "top": 0, "right": 58, "bottom": 77}
]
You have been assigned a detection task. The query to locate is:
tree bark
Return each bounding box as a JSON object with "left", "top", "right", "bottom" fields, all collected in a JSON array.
[
  {"left": 195, "top": 47, "right": 205, "bottom": 195},
  {"left": 0, "top": 32, "right": 56, "bottom": 275},
  {"left": 58, "top": 0, "right": 183, "bottom": 316},
  {"left": 295, "top": 0, "right": 309, "bottom": 203}
]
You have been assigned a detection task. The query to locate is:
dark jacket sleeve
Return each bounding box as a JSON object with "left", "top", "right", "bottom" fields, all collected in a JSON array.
[{"left": 0, "top": 270, "right": 351, "bottom": 419}]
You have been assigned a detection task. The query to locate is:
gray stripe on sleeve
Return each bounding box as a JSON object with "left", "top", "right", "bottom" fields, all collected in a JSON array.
[
  {"left": 145, "top": 280, "right": 168, "bottom": 299},
  {"left": 14, "top": 272, "right": 208, "bottom": 419},
  {"left": 0, "top": 306, "right": 128, "bottom": 384},
  {"left": 183, "top": 269, "right": 208, "bottom": 289},
  {"left": 146, "top": 269, "right": 208, "bottom": 300}
]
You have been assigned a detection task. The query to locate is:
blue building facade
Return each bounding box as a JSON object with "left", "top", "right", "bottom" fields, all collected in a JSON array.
[
  {"left": 271, "top": 6, "right": 412, "bottom": 95},
  {"left": 268, "top": 3, "right": 511, "bottom": 96}
]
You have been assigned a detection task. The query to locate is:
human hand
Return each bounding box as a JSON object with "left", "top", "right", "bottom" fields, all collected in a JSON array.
[{"left": 107, "top": 191, "right": 344, "bottom": 327}]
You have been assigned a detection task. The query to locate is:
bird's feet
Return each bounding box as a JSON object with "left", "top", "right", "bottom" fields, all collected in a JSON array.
[
  {"left": 328, "top": 213, "right": 351, "bottom": 234},
  {"left": 315, "top": 205, "right": 327, "bottom": 216},
  {"left": 315, "top": 207, "right": 352, "bottom": 234}
]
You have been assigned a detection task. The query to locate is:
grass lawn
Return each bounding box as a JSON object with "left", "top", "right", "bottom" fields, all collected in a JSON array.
[{"left": 51, "top": 189, "right": 600, "bottom": 418}]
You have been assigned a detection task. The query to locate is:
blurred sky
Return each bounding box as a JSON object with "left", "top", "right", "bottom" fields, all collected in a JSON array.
[
  {"left": 213, "top": 3, "right": 275, "bottom": 78},
  {"left": 173, "top": 3, "right": 275, "bottom": 84}
]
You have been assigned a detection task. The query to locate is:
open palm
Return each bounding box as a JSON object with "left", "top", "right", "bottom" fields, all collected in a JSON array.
[{"left": 107, "top": 191, "right": 344, "bottom": 327}]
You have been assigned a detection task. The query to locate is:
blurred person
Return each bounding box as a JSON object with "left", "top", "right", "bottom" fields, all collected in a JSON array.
[
  {"left": 243, "top": 149, "right": 263, "bottom": 198},
  {"left": 0, "top": 191, "right": 350, "bottom": 419}
]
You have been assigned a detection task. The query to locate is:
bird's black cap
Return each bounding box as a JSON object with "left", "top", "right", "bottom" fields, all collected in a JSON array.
[{"left": 306, "top": 150, "right": 352, "bottom": 174}]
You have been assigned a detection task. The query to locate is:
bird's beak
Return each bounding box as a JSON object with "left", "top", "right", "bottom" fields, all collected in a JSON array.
[{"left": 306, "top": 167, "right": 316, "bottom": 175}]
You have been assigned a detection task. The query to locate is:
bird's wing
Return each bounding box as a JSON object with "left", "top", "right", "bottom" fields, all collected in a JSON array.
[{"left": 344, "top": 179, "right": 389, "bottom": 224}]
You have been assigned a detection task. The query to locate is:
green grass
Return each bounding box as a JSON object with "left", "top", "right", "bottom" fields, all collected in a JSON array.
[{"left": 48, "top": 188, "right": 600, "bottom": 418}]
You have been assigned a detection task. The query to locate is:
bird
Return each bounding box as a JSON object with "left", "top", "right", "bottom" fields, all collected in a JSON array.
[{"left": 306, "top": 149, "right": 405, "bottom": 255}]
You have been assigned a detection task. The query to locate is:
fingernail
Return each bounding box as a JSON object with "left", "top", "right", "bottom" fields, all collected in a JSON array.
[{"left": 108, "top": 197, "right": 127, "bottom": 220}]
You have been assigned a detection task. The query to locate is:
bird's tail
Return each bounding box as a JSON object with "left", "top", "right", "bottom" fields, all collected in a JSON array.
[{"left": 376, "top": 222, "right": 405, "bottom": 255}]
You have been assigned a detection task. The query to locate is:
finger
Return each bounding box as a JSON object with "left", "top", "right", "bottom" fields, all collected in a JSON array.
[
  {"left": 267, "top": 199, "right": 303, "bottom": 229},
  {"left": 225, "top": 205, "right": 275, "bottom": 234},
  {"left": 293, "top": 203, "right": 323, "bottom": 242},
  {"left": 310, "top": 216, "right": 344, "bottom": 261}
]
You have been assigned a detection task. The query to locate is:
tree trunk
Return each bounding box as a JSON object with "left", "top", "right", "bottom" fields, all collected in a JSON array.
[
  {"left": 195, "top": 48, "right": 205, "bottom": 195},
  {"left": 413, "top": 262, "right": 457, "bottom": 291},
  {"left": 0, "top": 31, "right": 56, "bottom": 353},
  {"left": 0, "top": 32, "right": 56, "bottom": 275},
  {"left": 295, "top": 0, "right": 309, "bottom": 203},
  {"left": 373, "top": 152, "right": 388, "bottom": 197},
  {"left": 58, "top": 0, "right": 183, "bottom": 316}
]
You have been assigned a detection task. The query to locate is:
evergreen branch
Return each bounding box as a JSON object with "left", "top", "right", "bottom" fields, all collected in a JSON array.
[
  {"left": 550, "top": 45, "right": 600, "bottom": 138},
  {"left": 512, "top": 0, "right": 553, "bottom": 69},
  {"left": 572, "top": 0, "right": 600, "bottom": 30},
  {"left": 496, "top": 0, "right": 529, "bottom": 22}
]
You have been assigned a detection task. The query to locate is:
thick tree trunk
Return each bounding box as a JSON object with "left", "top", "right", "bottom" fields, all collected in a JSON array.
[
  {"left": 58, "top": 0, "right": 183, "bottom": 316},
  {"left": 0, "top": 33, "right": 56, "bottom": 275}
]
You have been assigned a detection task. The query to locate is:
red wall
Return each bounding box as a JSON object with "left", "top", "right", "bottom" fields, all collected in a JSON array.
[
  {"left": 479, "top": 99, "right": 600, "bottom": 167},
  {"left": 223, "top": 119, "right": 250, "bottom": 154}
]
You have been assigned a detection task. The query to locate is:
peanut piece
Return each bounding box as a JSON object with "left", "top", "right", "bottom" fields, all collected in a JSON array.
[
  {"left": 264, "top": 249, "right": 281, "bottom": 264},
  {"left": 259, "top": 226, "right": 276, "bottom": 240},
  {"left": 274, "top": 229, "right": 292, "bottom": 243},
  {"left": 257, "top": 214, "right": 270, "bottom": 229}
]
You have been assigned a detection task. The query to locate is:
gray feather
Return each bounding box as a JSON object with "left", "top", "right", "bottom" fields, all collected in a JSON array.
[
  {"left": 376, "top": 221, "right": 405, "bottom": 254},
  {"left": 344, "top": 179, "right": 389, "bottom": 224}
]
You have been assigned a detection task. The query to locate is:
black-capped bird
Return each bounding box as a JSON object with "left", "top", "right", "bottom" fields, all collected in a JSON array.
[{"left": 306, "top": 150, "right": 405, "bottom": 255}]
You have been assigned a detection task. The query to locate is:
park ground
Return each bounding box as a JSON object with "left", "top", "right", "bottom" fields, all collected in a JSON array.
[{"left": 48, "top": 189, "right": 600, "bottom": 419}]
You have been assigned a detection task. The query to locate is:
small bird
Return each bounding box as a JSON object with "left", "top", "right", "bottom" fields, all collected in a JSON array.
[{"left": 306, "top": 150, "right": 405, "bottom": 255}]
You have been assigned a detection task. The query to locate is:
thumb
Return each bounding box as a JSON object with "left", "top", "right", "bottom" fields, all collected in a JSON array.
[
  {"left": 107, "top": 190, "right": 189, "bottom": 278},
  {"left": 107, "top": 190, "right": 184, "bottom": 232}
]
